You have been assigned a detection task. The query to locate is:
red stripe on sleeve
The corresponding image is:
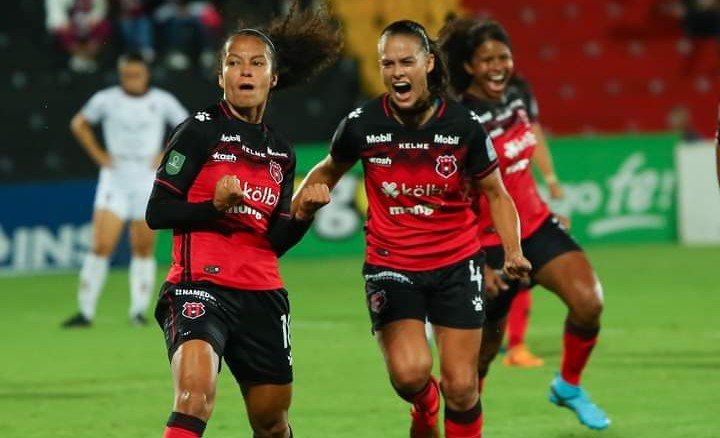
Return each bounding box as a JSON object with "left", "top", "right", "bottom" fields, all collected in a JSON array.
[{"left": 156, "top": 179, "right": 184, "bottom": 195}]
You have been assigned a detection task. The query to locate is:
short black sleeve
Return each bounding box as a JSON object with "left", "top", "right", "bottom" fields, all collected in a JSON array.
[
  {"left": 155, "top": 119, "right": 211, "bottom": 196},
  {"left": 510, "top": 76, "right": 539, "bottom": 122},
  {"left": 466, "top": 111, "right": 499, "bottom": 179},
  {"left": 329, "top": 116, "right": 361, "bottom": 164}
]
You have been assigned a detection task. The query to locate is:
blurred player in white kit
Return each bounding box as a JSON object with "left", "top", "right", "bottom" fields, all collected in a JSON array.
[{"left": 62, "top": 52, "right": 188, "bottom": 327}]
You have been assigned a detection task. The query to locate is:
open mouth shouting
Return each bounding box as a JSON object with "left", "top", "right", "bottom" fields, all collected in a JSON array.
[
  {"left": 391, "top": 80, "right": 413, "bottom": 103},
  {"left": 238, "top": 83, "right": 256, "bottom": 92}
]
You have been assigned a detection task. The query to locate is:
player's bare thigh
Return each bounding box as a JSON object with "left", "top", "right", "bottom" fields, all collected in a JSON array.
[
  {"left": 376, "top": 319, "right": 433, "bottom": 391},
  {"left": 171, "top": 339, "right": 220, "bottom": 422},
  {"left": 240, "top": 382, "right": 292, "bottom": 437},
  {"left": 433, "top": 324, "right": 482, "bottom": 411},
  {"left": 91, "top": 209, "right": 125, "bottom": 256},
  {"left": 534, "top": 251, "right": 603, "bottom": 326}
]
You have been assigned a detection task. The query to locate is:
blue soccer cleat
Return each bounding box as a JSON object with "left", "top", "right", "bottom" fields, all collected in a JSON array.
[{"left": 549, "top": 373, "right": 610, "bottom": 430}]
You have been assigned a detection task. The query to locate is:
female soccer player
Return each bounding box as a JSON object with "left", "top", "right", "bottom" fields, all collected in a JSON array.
[
  {"left": 146, "top": 6, "right": 341, "bottom": 438},
  {"left": 293, "top": 20, "right": 530, "bottom": 438},
  {"left": 501, "top": 75, "right": 566, "bottom": 368},
  {"left": 62, "top": 52, "right": 187, "bottom": 328},
  {"left": 439, "top": 18, "right": 610, "bottom": 430}
]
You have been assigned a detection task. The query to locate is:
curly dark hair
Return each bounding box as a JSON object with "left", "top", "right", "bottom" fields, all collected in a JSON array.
[
  {"left": 380, "top": 20, "right": 449, "bottom": 96},
  {"left": 219, "top": 2, "right": 343, "bottom": 90},
  {"left": 438, "top": 18, "right": 512, "bottom": 95}
]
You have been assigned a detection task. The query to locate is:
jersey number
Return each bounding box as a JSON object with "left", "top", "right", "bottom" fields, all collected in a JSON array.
[
  {"left": 280, "top": 314, "right": 291, "bottom": 349},
  {"left": 469, "top": 260, "right": 483, "bottom": 292}
]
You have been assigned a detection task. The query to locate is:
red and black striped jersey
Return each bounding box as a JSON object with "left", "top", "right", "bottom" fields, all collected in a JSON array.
[
  {"left": 462, "top": 78, "right": 551, "bottom": 246},
  {"left": 153, "top": 100, "right": 296, "bottom": 290},
  {"left": 330, "top": 94, "right": 498, "bottom": 271}
]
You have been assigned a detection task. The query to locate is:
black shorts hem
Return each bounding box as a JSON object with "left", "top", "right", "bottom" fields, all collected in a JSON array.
[
  {"left": 236, "top": 375, "right": 294, "bottom": 386},
  {"left": 428, "top": 317, "right": 485, "bottom": 330},
  {"left": 372, "top": 315, "right": 425, "bottom": 333},
  {"left": 167, "top": 332, "right": 224, "bottom": 363}
]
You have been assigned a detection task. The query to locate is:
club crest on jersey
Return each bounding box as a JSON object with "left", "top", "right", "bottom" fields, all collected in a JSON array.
[
  {"left": 269, "top": 160, "right": 283, "bottom": 184},
  {"left": 182, "top": 302, "right": 206, "bottom": 319},
  {"left": 435, "top": 154, "right": 457, "bottom": 179},
  {"left": 368, "top": 289, "right": 387, "bottom": 314}
]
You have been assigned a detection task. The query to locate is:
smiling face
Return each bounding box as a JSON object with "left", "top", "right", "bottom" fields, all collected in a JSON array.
[
  {"left": 378, "top": 33, "right": 435, "bottom": 110},
  {"left": 464, "top": 39, "right": 514, "bottom": 101},
  {"left": 218, "top": 35, "right": 278, "bottom": 111}
]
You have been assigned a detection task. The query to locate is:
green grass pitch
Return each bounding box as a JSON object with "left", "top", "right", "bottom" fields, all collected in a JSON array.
[{"left": 1, "top": 244, "right": 718, "bottom": 437}]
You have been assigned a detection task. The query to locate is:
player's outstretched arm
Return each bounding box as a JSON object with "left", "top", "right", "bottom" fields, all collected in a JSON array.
[
  {"left": 291, "top": 155, "right": 354, "bottom": 220},
  {"left": 530, "top": 122, "right": 564, "bottom": 200},
  {"left": 474, "top": 170, "right": 532, "bottom": 279}
]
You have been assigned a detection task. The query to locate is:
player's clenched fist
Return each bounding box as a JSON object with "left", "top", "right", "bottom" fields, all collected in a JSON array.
[
  {"left": 213, "top": 175, "right": 243, "bottom": 211},
  {"left": 502, "top": 251, "right": 532, "bottom": 281},
  {"left": 294, "top": 183, "right": 331, "bottom": 221}
]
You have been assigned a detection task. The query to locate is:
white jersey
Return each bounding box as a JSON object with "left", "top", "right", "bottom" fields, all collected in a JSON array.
[{"left": 81, "top": 86, "right": 188, "bottom": 178}]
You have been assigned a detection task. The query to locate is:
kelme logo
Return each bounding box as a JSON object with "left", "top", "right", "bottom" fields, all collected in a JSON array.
[{"left": 165, "top": 150, "right": 186, "bottom": 175}]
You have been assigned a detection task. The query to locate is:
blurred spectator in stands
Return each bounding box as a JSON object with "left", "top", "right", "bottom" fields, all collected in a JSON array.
[
  {"left": 116, "top": 0, "right": 156, "bottom": 62},
  {"left": 154, "top": 0, "right": 222, "bottom": 71},
  {"left": 45, "top": 0, "right": 112, "bottom": 73},
  {"left": 667, "top": 105, "right": 703, "bottom": 142}
]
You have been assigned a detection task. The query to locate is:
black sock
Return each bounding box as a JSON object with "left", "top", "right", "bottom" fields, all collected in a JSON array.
[{"left": 167, "top": 411, "right": 207, "bottom": 436}]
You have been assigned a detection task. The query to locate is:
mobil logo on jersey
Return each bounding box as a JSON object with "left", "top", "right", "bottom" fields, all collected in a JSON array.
[
  {"left": 366, "top": 133, "right": 392, "bottom": 144},
  {"left": 434, "top": 134, "right": 460, "bottom": 145},
  {"left": 435, "top": 154, "right": 457, "bottom": 178}
]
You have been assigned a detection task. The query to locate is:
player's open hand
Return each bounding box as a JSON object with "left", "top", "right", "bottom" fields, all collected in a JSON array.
[
  {"left": 213, "top": 175, "right": 243, "bottom": 211},
  {"left": 502, "top": 252, "right": 532, "bottom": 281},
  {"left": 294, "top": 183, "right": 330, "bottom": 221},
  {"left": 484, "top": 265, "right": 509, "bottom": 299}
]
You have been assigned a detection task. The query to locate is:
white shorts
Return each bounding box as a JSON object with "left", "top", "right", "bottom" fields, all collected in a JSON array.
[{"left": 93, "top": 167, "right": 155, "bottom": 221}]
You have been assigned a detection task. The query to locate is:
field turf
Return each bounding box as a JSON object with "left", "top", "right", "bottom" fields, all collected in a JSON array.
[{"left": 1, "top": 244, "right": 718, "bottom": 437}]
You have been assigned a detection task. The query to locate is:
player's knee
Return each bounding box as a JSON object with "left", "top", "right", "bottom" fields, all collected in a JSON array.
[
  {"left": 174, "top": 386, "right": 216, "bottom": 420},
  {"left": 249, "top": 415, "right": 289, "bottom": 438},
  {"left": 390, "top": 363, "right": 432, "bottom": 395},
  {"left": 92, "top": 242, "right": 114, "bottom": 257},
  {"left": 440, "top": 376, "right": 478, "bottom": 411}
]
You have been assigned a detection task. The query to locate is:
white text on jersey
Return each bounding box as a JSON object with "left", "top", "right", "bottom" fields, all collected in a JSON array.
[
  {"left": 366, "top": 133, "right": 392, "bottom": 144},
  {"left": 434, "top": 134, "right": 460, "bottom": 145}
]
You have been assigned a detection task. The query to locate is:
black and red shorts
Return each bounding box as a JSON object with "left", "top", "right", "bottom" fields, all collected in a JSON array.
[
  {"left": 154, "top": 281, "right": 293, "bottom": 385},
  {"left": 484, "top": 214, "right": 583, "bottom": 323},
  {"left": 362, "top": 251, "right": 487, "bottom": 332}
]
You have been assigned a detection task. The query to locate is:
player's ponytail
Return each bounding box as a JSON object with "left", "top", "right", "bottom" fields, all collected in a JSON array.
[
  {"left": 266, "top": 3, "right": 343, "bottom": 89},
  {"left": 438, "top": 18, "right": 512, "bottom": 95},
  {"left": 380, "top": 20, "right": 449, "bottom": 96},
  {"left": 220, "top": 1, "right": 343, "bottom": 90}
]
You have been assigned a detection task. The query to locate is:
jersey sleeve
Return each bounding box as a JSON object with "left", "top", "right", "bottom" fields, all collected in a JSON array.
[
  {"left": 80, "top": 90, "right": 107, "bottom": 124},
  {"left": 154, "top": 119, "right": 209, "bottom": 196},
  {"left": 146, "top": 119, "right": 224, "bottom": 229},
  {"left": 466, "top": 111, "right": 499, "bottom": 179},
  {"left": 267, "top": 149, "right": 313, "bottom": 256},
  {"left": 161, "top": 91, "right": 189, "bottom": 129},
  {"left": 329, "top": 116, "right": 362, "bottom": 164},
  {"left": 522, "top": 84, "right": 539, "bottom": 122}
]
